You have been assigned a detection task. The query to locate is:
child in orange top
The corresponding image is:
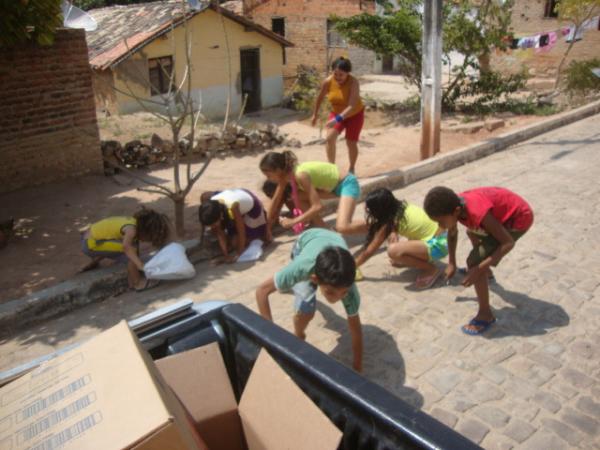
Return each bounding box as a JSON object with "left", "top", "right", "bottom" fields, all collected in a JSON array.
[
  {"left": 311, "top": 57, "right": 364, "bottom": 174},
  {"left": 424, "top": 186, "right": 534, "bottom": 335}
]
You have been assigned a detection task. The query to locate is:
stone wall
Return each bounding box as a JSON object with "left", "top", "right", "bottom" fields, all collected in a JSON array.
[
  {"left": 491, "top": 0, "right": 600, "bottom": 78},
  {"left": 0, "top": 29, "right": 102, "bottom": 193},
  {"left": 244, "top": 0, "right": 376, "bottom": 81}
]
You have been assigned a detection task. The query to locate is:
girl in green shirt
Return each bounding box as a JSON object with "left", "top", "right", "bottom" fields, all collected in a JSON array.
[
  {"left": 355, "top": 188, "right": 448, "bottom": 289},
  {"left": 259, "top": 151, "right": 363, "bottom": 240}
]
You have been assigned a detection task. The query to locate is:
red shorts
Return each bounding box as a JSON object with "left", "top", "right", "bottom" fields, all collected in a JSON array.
[{"left": 329, "top": 108, "right": 364, "bottom": 142}]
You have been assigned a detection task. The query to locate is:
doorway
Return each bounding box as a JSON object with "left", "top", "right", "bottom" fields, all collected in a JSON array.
[{"left": 240, "top": 48, "right": 261, "bottom": 113}]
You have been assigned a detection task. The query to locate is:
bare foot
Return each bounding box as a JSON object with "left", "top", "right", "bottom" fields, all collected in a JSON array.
[{"left": 78, "top": 258, "right": 101, "bottom": 273}]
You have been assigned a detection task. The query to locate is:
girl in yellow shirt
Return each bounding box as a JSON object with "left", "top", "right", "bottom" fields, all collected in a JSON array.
[
  {"left": 355, "top": 188, "right": 448, "bottom": 289},
  {"left": 80, "top": 208, "right": 171, "bottom": 291}
]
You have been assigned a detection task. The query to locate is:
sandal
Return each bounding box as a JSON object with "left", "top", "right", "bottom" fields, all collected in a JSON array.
[
  {"left": 461, "top": 318, "right": 496, "bottom": 335},
  {"left": 135, "top": 278, "right": 160, "bottom": 292},
  {"left": 414, "top": 269, "right": 442, "bottom": 290}
]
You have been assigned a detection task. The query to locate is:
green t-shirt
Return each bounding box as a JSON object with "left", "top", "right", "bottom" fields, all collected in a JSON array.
[
  {"left": 295, "top": 161, "right": 340, "bottom": 192},
  {"left": 398, "top": 203, "right": 439, "bottom": 242},
  {"left": 274, "top": 228, "right": 360, "bottom": 316}
]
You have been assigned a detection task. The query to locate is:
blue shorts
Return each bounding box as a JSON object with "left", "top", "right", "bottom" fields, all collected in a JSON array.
[
  {"left": 290, "top": 241, "right": 318, "bottom": 315},
  {"left": 425, "top": 232, "right": 448, "bottom": 262},
  {"left": 333, "top": 173, "right": 360, "bottom": 200}
]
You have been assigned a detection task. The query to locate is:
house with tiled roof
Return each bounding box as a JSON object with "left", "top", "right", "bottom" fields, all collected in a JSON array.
[{"left": 86, "top": 0, "right": 293, "bottom": 117}]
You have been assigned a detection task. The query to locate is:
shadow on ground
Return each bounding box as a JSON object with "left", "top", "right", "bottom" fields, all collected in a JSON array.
[
  {"left": 316, "top": 302, "right": 424, "bottom": 409},
  {"left": 455, "top": 281, "right": 570, "bottom": 338}
]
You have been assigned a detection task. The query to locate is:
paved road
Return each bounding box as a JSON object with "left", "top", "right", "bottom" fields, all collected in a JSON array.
[{"left": 2, "top": 115, "right": 600, "bottom": 449}]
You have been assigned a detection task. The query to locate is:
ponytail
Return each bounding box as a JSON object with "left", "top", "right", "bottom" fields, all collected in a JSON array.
[{"left": 260, "top": 150, "right": 297, "bottom": 173}]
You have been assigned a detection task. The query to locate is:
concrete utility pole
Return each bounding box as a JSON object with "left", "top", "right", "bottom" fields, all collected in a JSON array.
[{"left": 420, "top": 0, "right": 443, "bottom": 160}]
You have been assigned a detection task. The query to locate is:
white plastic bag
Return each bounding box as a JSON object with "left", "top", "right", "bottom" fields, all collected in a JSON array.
[
  {"left": 237, "top": 239, "right": 263, "bottom": 263},
  {"left": 144, "top": 242, "right": 196, "bottom": 280}
]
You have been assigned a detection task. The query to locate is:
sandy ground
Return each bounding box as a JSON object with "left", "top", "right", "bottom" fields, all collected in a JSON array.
[{"left": 1, "top": 107, "right": 546, "bottom": 303}]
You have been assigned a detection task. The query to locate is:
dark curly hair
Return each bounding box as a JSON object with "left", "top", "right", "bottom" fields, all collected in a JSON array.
[
  {"left": 134, "top": 208, "right": 171, "bottom": 248},
  {"left": 364, "top": 188, "right": 407, "bottom": 245},
  {"left": 423, "top": 186, "right": 462, "bottom": 218},
  {"left": 198, "top": 200, "right": 232, "bottom": 229}
]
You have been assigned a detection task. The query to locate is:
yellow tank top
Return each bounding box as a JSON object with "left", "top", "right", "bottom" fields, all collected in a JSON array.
[
  {"left": 90, "top": 216, "right": 136, "bottom": 241},
  {"left": 397, "top": 204, "right": 438, "bottom": 241},
  {"left": 326, "top": 75, "right": 364, "bottom": 118},
  {"left": 295, "top": 162, "right": 340, "bottom": 192}
]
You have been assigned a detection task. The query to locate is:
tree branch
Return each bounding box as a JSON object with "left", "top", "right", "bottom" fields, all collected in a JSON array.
[
  {"left": 102, "top": 158, "right": 174, "bottom": 195},
  {"left": 138, "top": 186, "right": 173, "bottom": 197}
]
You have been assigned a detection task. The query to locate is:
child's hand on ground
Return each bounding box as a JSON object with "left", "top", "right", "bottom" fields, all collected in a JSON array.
[
  {"left": 444, "top": 263, "right": 456, "bottom": 281},
  {"left": 210, "top": 256, "right": 226, "bottom": 266},
  {"left": 224, "top": 254, "right": 238, "bottom": 264},
  {"left": 279, "top": 216, "right": 295, "bottom": 229}
]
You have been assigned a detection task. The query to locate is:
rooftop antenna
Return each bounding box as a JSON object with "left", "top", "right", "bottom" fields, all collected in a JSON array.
[{"left": 62, "top": 0, "right": 98, "bottom": 32}]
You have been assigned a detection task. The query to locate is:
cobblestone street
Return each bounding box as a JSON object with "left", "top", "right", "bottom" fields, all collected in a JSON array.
[{"left": 2, "top": 115, "right": 599, "bottom": 448}]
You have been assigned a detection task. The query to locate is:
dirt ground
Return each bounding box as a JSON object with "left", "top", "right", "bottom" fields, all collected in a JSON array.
[{"left": 1, "top": 108, "right": 546, "bottom": 302}]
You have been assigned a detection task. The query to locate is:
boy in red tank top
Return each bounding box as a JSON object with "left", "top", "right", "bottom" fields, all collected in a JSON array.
[{"left": 424, "top": 186, "right": 534, "bottom": 335}]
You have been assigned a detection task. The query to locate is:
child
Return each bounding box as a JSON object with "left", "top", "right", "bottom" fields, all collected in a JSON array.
[
  {"left": 255, "top": 228, "right": 363, "bottom": 372},
  {"left": 311, "top": 57, "right": 364, "bottom": 174},
  {"left": 80, "top": 208, "right": 171, "bottom": 292},
  {"left": 262, "top": 180, "right": 295, "bottom": 216},
  {"left": 355, "top": 188, "right": 448, "bottom": 288},
  {"left": 259, "top": 150, "right": 363, "bottom": 238},
  {"left": 424, "top": 186, "right": 534, "bottom": 335},
  {"left": 199, "top": 188, "right": 267, "bottom": 263}
]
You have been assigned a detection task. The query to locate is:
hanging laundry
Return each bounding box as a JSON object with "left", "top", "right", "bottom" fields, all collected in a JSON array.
[
  {"left": 546, "top": 31, "right": 558, "bottom": 51},
  {"left": 511, "top": 38, "right": 520, "bottom": 49},
  {"left": 561, "top": 27, "right": 570, "bottom": 36},
  {"left": 583, "top": 16, "right": 599, "bottom": 31},
  {"left": 539, "top": 34, "right": 549, "bottom": 47},
  {"left": 565, "top": 25, "right": 584, "bottom": 43}
]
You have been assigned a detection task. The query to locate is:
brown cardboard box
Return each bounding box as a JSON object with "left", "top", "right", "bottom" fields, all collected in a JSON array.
[
  {"left": 0, "top": 321, "right": 206, "bottom": 450},
  {"left": 155, "top": 343, "right": 342, "bottom": 450}
]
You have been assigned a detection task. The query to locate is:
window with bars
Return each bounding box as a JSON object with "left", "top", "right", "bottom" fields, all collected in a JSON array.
[
  {"left": 148, "top": 56, "right": 174, "bottom": 96},
  {"left": 544, "top": 0, "right": 560, "bottom": 18},
  {"left": 327, "top": 19, "right": 347, "bottom": 48}
]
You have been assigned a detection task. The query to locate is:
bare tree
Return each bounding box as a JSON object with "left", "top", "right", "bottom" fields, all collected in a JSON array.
[
  {"left": 102, "top": 0, "right": 236, "bottom": 237},
  {"left": 554, "top": 0, "right": 600, "bottom": 90}
]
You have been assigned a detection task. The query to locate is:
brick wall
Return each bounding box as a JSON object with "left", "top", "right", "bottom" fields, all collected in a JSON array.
[
  {"left": 244, "top": 0, "right": 376, "bottom": 80},
  {"left": 0, "top": 29, "right": 102, "bottom": 193},
  {"left": 491, "top": 0, "right": 600, "bottom": 78}
]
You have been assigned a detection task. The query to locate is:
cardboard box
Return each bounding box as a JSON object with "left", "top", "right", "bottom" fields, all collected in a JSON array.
[
  {"left": 155, "top": 343, "right": 342, "bottom": 450},
  {"left": 0, "top": 321, "right": 206, "bottom": 450}
]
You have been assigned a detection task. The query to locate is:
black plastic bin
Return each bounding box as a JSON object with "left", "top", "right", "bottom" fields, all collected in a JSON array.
[{"left": 135, "top": 302, "right": 482, "bottom": 450}]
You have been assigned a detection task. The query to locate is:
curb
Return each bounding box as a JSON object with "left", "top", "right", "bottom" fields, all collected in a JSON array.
[{"left": 3, "top": 100, "right": 599, "bottom": 331}]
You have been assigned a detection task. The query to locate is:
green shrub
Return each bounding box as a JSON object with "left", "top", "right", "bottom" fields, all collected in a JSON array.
[
  {"left": 284, "top": 65, "right": 321, "bottom": 113},
  {"left": 563, "top": 58, "right": 600, "bottom": 97},
  {"left": 447, "top": 69, "right": 528, "bottom": 111}
]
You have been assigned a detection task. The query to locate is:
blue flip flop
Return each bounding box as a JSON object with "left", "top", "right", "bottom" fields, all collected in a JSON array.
[{"left": 461, "top": 318, "right": 497, "bottom": 335}]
